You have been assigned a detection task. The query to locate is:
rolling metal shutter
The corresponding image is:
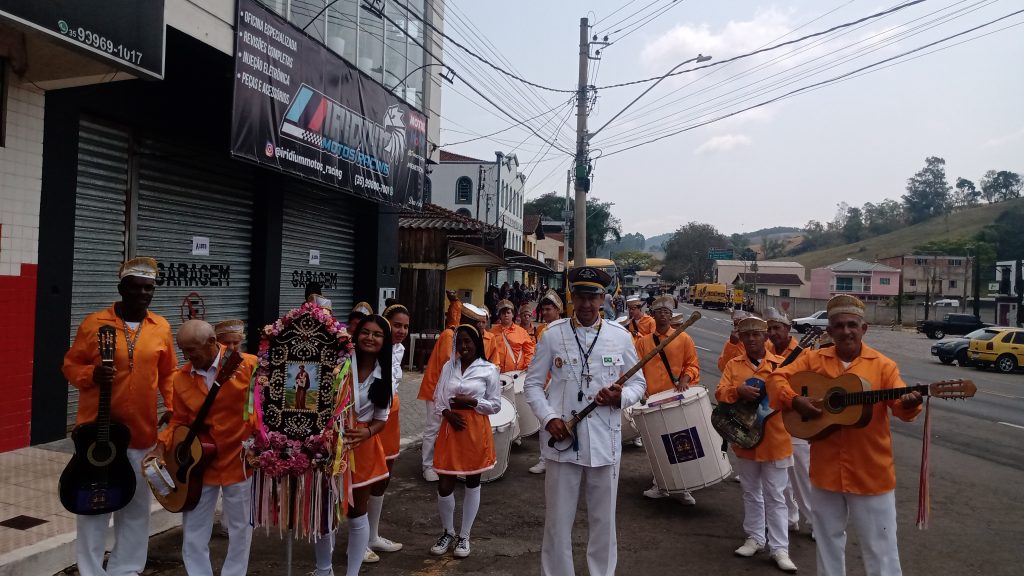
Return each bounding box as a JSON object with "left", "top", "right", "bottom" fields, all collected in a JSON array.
[
  {"left": 279, "top": 183, "right": 356, "bottom": 316},
  {"left": 67, "top": 119, "right": 130, "bottom": 430},
  {"left": 135, "top": 138, "right": 255, "bottom": 337}
]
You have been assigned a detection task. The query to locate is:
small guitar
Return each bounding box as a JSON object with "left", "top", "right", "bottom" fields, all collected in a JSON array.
[
  {"left": 548, "top": 312, "right": 701, "bottom": 451},
  {"left": 144, "top": 349, "right": 244, "bottom": 512},
  {"left": 711, "top": 328, "right": 821, "bottom": 449},
  {"left": 782, "top": 373, "right": 976, "bottom": 440},
  {"left": 59, "top": 325, "right": 136, "bottom": 515}
]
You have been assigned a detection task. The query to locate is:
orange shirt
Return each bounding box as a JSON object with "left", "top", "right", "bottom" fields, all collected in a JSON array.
[
  {"left": 716, "top": 351, "right": 793, "bottom": 462},
  {"left": 165, "top": 348, "right": 257, "bottom": 486},
  {"left": 535, "top": 322, "right": 548, "bottom": 344},
  {"left": 771, "top": 335, "right": 799, "bottom": 359},
  {"left": 717, "top": 339, "right": 745, "bottom": 372},
  {"left": 635, "top": 328, "right": 701, "bottom": 396},
  {"left": 445, "top": 300, "right": 462, "bottom": 329},
  {"left": 766, "top": 344, "right": 922, "bottom": 495},
  {"left": 417, "top": 327, "right": 499, "bottom": 401},
  {"left": 490, "top": 323, "right": 535, "bottom": 372},
  {"left": 626, "top": 314, "right": 656, "bottom": 343},
  {"left": 63, "top": 306, "right": 177, "bottom": 449}
]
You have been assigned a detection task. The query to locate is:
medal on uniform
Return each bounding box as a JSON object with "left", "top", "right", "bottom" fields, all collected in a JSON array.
[{"left": 554, "top": 356, "right": 564, "bottom": 369}]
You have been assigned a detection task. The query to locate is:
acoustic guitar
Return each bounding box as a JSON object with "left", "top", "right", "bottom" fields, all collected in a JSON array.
[
  {"left": 782, "top": 373, "right": 976, "bottom": 441},
  {"left": 711, "top": 328, "right": 821, "bottom": 449},
  {"left": 59, "top": 325, "right": 137, "bottom": 515},
  {"left": 144, "top": 349, "right": 244, "bottom": 512}
]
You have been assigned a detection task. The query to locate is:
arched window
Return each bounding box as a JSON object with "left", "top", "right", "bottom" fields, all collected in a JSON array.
[
  {"left": 456, "top": 208, "right": 472, "bottom": 218},
  {"left": 456, "top": 176, "right": 473, "bottom": 204},
  {"left": 423, "top": 176, "right": 432, "bottom": 205}
]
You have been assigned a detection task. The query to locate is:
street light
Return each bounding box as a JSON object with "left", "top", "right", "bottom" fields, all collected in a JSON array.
[
  {"left": 589, "top": 53, "right": 712, "bottom": 138},
  {"left": 389, "top": 63, "right": 456, "bottom": 92}
]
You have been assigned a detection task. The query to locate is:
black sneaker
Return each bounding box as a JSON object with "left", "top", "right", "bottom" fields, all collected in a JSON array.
[{"left": 430, "top": 531, "right": 456, "bottom": 556}]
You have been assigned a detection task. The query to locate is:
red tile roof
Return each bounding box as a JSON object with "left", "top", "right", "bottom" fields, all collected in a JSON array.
[
  {"left": 439, "top": 150, "right": 487, "bottom": 163},
  {"left": 399, "top": 203, "right": 501, "bottom": 233},
  {"left": 732, "top": 273, "right": 804, "bottom": 286}
]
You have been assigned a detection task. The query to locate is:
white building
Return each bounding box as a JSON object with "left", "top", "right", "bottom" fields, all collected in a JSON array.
[
  {"left": 713, "top": 260, "right": 808, "bottom": 298},
  {"left": 430, "top": 149, "right": 526, "bottom": 283}
]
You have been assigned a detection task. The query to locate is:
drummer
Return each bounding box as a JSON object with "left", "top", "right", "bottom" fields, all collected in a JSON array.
[
  {"left": 764, "top": 306, "right": 814, "bottom": 538},
  {"left": 517, "top": 302, "right": 538, "bottom": 340},
  {"left": 715, "top": 316, "right": 797, "bottom": 573},
  {"left": 528, "top": 290, "right": 565, "bottom": 475},
  {"left": 717, "top": 309, "right": 751, "bottom": 371},
  {"left": 490, "top": 299, "right": 535, "bottom": 373},
  {"left": 624, "top": 295, "right": 655, "bottom": 343},
  {"left": 635, "top": 294, "right": 701, "bottom": 505},
  {"left": 429, "top": 324, "right": 502, "bottom": 559},
  {"left": 418, "top": 303, "right": 499, "bottom": 482}
]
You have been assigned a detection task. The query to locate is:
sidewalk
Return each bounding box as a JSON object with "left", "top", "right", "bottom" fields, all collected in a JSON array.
[{"left": 0, "top": 371, "right": 425, "bottom": 576}]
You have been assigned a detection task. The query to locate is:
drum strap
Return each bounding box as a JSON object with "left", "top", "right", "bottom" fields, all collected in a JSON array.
[
  {"left": 501, "top": 332, "right": 522, "bottom": 369},
  {"left": 652, "top": 333, "right": 678, "bottom": 384}
]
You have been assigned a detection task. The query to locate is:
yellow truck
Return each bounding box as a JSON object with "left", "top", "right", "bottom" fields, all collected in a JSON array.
[
  {"left": 691, "top": 283, "right": 708, "bottom": 307},
  {"left": 730, "top": 287, "right": 745, "bottom": 310},
  {"left": 701, "top": 283, "right": 729, "bottom": 310}
]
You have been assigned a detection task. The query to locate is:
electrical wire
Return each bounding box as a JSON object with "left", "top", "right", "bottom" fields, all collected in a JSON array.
[{"left": 598, "top": 8, "right": 1024, "bottom": 158}]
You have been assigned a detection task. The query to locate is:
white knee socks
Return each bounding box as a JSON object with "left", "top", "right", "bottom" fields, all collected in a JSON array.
[
  {"left": 438, "top": 492, "right": 455, "bottom": 533},
  {"left": 461, "top": 486, "right": 481, "bottom": 539},
  {"left": 346, "top": 515, "right": 369, "bottom": 576},
  {"left": 313, "top": 531, "right": 334, "bottom": 571},
  {"left": 367, "top": 495, "right": 384, "bottom": 543}
]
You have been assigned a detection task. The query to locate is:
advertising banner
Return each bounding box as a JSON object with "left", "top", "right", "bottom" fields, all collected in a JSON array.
[{"left": 231, "top": 0, "right": 427, "bottom": 208}]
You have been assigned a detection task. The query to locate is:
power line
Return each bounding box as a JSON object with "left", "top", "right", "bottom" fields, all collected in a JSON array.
[
  {"left": 605, "top": 0, "right": 689, "bottom": 47},
  {"left": 592, "top": 0, "right": 644, "bottom": 28},
  {"left": 441, "top": 96, "right": 575, "bottom": 147},
  {"left": 599, "top": 8, "right": 1024, "bottom": 158},
  {"left": 593, "top": 0, "right": 927, "bottom": 91}
]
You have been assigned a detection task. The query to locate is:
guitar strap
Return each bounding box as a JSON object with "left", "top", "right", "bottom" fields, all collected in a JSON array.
[
  {"left": 652, "top": 333, "right": 678, "bottom": 384},
  {"left": 631, "top": 318, "right": 639, "bottom": 336},
  {"left": 191, "top": 353, "right": 234, "bottom": 431}
]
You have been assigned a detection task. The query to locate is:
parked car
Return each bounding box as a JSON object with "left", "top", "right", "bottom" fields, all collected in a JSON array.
[
  {"left": 792, "top": 311, "right": 828, "bottom": 333},
  {"left": 916, "top": 313, "right": 990, "bottom": 340},
  {"left": 929, "top": 328, "right": 990, "bottom": 367},
  {"left": 968, "top": 327, "right": 1024, "bottom": 373}
]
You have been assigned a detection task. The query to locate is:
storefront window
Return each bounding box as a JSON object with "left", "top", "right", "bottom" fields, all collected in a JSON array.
[
  {"left": 358, "top": 2, "right": 385, "bottom": 81},
  {"left": 325, "top": 1, "right": 358, "bottom": 62}
]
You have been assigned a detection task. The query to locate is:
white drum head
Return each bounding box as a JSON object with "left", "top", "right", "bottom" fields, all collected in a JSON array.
[{"left": 490, "top": 397, "right": 517, "bottom": 429}]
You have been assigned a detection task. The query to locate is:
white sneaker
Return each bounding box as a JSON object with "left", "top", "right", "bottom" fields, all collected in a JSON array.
[
  {"left": 678, "top": 490, "right": 696, "bottom": 506},
  {"left": 643, "top": 484, "right": 668, "bottom": 499},
  {"left": 734, "top": 537, "right": 764, "bottom": 557},
  {"left": 369, "top": 537, "right": 403, "bottom": 552},
  {"left": 772, "top": 550, "right": 798, "bottom": 572},
  {"left": 430, "top": 531, "right": 456, "bottom": 556},
  {"left": 528, "top": 459, "right": 546, "bottom": 474},
  {"left": 632, "top": 437, "right": 644, "bottom": 447},
  {"left": 453, "top": 536, "right": 471, "bottom": 558},
  {"left": 311, "top": 569, "right": 334, "bottom": 576},
  {"left": 363, "top": 548, "right": 380, "bottom": 563},
  {"left": 423, "top": 468, "right": 439, "bottom": 482}
]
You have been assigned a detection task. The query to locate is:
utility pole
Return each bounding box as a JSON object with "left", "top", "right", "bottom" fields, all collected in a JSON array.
[
  {"left": 476, "top": 165, "right": 485, "bottom": 221},
  {"left": 563, "top": 168, "right": 571, "bottom": 275},
  {"left": 572, "top": 17, "right": 590, "bottom": 268}
]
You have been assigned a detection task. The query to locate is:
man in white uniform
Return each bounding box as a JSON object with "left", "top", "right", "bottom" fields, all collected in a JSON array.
[{"left": 525, "top": 266, "right": 646, "bottom": 576}]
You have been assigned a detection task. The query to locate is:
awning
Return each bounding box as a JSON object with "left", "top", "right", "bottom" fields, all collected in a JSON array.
[
  {"left": 501, "top": 248, "right": 555, "bottom": 275},
  {"left": 448, "top": 240, "right": 505, "bottom": 270}
]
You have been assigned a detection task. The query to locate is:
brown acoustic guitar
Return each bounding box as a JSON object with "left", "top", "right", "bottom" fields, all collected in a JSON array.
[
  {"left": 782, "top": 372, "right": 976, "bottom": 441},
  {"left": 143, "top": 349, "right": 244, "bottom": 512}
]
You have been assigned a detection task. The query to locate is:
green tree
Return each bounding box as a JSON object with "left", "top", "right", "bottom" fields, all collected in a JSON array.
[
  {"left": 842, "top": 207, "right": 865, "bottom": 243},
  {"left": 660, "top": 222, "right": 728, "bottom": 283},
  {"left": 902, "top": 156, "right": 952, "bottom": 224},
  {"left": 761, "top": 235, "right": 787, "bottom": 259},
  {"left": 613, "top": 250, "right": 661, "bottom": 275},
  {"left": 980, "top": 170, "right": 1023, "bottom": 203},
  {"left": 953, "top": 177, "right": 980, "bottom": 208},
  {"left": 524, "top": 192, "right": 622, "bottom": 259},
  {"left": 863, "top": 198, "right": 904, "bottom": 235}
]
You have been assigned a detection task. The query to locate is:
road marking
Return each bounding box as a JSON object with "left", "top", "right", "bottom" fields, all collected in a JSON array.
[
  {"left": 978, "top": 390, "right": 1024, "bottom": 400},
  {"left": 696, "top": 345, "right": 713, "bottom": 352},
  {"left": 998, "top": 421, "right": 1024, "bottom": 430}
]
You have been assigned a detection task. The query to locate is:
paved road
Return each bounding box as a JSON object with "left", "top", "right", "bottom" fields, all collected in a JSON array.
[{"left": 81, "top": 306, "right": 1024, "bottom": 575}]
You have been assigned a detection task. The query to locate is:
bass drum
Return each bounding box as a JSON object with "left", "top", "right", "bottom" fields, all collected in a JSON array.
[
  {"left": 620, "top": 402, "right": 641, "bottom": 444},
  {"left": 500, "top": 370, "right": 540, "bottom": 437},
  {"left": 481, "top": 397, "right": 518, "bottom": 483}
]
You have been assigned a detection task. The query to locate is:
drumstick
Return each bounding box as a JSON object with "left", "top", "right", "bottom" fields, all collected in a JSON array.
[{"left": 548, "top": 311, "right": 702, "bottom": 447}]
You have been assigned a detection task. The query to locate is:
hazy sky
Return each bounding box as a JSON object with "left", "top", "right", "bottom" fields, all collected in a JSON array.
[{"left": 434, "top": 0, "right": 1024, "bottom": 239}]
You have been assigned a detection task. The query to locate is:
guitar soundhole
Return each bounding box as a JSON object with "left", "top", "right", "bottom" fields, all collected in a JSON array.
[
  {"left": 824, "top": 388, "right": 846, "bottom": 413},
  {"left": 86, "top": 441, "right": 116, "bottom": 467}
]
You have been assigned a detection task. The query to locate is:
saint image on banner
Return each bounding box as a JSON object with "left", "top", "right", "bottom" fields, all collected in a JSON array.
[{"left": 286, "top": 362, "right": 319, "bottom": 410}]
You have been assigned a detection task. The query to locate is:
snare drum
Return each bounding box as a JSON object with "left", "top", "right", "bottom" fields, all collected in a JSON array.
[
  {"left": 620, "top": 403, "right": 640, "bottom": 444},
  {"left": 500, "top": 370, "right": 540, "bottom": 438},
  {"left": 632, "top": 387, "right": 732, "bottom": 493},
  {"left": 481, "top": 397, "right": 518, "bottom": 483}
]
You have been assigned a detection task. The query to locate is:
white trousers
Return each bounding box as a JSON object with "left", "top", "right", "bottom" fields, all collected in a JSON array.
[
  {"left": 786, "top": 441, "right": 813, "bottom": 528},
  {"left": 181, "top": 479, "right": 253, "bottom": 576},
  {"left": 811, "top": 487, "right": 901, "bottom": 576},
  {"left": 76, "top": 446, "right": 152, "bottom": 576},
  {"left": 421, "top": 400, "right": 441, "bottom": 469},
  {"left": 542, "top": 459, "right": 619, "bottom": 576},
  {"left": 735, "top": 458, "right": 791, "bottom": 553}
]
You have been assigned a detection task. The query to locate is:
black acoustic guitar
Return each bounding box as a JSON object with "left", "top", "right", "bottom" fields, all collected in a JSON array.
[{"left": 59, "top": 325, "right": 136, "bottom": 515}]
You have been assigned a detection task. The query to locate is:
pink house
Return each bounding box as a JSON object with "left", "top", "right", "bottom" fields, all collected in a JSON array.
[{"left": 809, "top": 259, "right": 901, "bottom": 301}]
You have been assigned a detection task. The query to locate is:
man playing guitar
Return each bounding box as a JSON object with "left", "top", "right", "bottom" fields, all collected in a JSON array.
[
  {"left": 767, "top": 295, "right": 923, "bottom": 576},
  {"left": 150, "top": 320, "right": 257, "bottom": 576},
  {"left": 62, "top": 257, "right": 177, "bottom": 576}
]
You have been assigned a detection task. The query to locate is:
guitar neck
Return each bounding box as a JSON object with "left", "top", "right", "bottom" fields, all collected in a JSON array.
[{"left": 843, "top": 384, "right": 930, "bottom": 406}]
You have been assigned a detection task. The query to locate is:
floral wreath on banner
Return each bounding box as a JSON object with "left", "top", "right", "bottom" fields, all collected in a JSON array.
[{"left": 242, "top": 301, "right": 355, "bottom": 539}]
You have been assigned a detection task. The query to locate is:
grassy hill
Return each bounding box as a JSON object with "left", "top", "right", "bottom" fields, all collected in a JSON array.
[{"left": 787, "top": 198, "right": 1023, "bottom": 272}]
